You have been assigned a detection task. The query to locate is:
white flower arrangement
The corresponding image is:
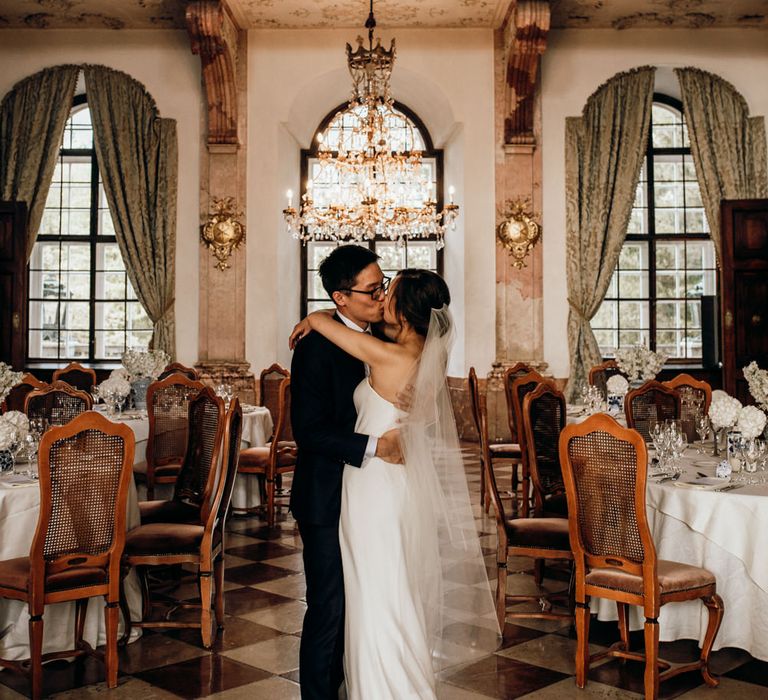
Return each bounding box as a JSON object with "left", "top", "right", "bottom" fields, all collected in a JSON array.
[
  {"left": 606, "top": 374, "right": 629, "bottom": 396},
  {"left": 0, "top": 362, "right": 23, "bottom": 405},
  {"left": 708, "top": 394, "right": 742, "bottom": 430},
  {"left": 121, "top": 349, "right": 169, "bottom": 381},
  {"left": 97, "top": 375, "right": 131, "bottom": 400},
  {"left": 736, "top": 405, "right": 767, "bottom": 440},
  {"left": 614, "top": 345, "right": 667, "bottom": 383},
  {"left": 0, "top": 411, "right": 28, "bottom": 451},
  {"left": 109, "top": 368, "right": 130, "bottom": 382},
  {"left": 743, "top": 362, "right": 768, "bottom": 413}
]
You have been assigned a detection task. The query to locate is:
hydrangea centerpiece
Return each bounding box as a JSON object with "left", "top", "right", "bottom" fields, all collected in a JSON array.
[
  {"left": 0, "top": 362, "right": 23, "bottom": 406},
  {"left": 614, "top": 345, "right": 667, "bottom": 384},
  {"left": 121, "top": 349, "right": 169, "bottom": 381},
  {"left": 737, "top": 405, "right": 767, "bottom": 440},
  {"left": 743, "top": 362, "right": 768, "bottom": 413}
]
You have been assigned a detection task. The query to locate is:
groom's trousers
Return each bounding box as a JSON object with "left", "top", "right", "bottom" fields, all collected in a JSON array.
[{"left": 298, "top": 520, "right": 345, "bottom": 700}]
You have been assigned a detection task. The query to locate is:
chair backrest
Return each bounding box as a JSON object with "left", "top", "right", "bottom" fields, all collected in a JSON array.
[
  {"left": 589, "top": 360, "right": 628, "bottom": 399},
  {"left": 269, "top": 377, "right": 295, "bottom": 463},
  {"left": 476, "top": 389, "right": 509, "bottom": 526},
  {"left": 511, "top": 370, "right": 545, "bottom": 467},
  {"left": 259, "top": 363, "right": 290, "bottom": 437},
  {"left": 663, "top": 373, "right": 712, "bottom": 443},
  {"left": 158, "top": 362, "right": 200, "bottom": 382},
  {"left": 146, "top": 375, "right": 205, "bottom": 467},
  {"left": 25, "top": 382, "right": 93, "bottom": 426},
  {"left": 503, "top": 363, "right": 535, "bottom": 443},
  {"left": 31, "top": 411, "right": 135, "bottom": 601},
  {"left": 203, "top": 398, "right": 244, "bottom": 530},
  {"left": 522, "top": 381, "right": 566, "bottom": 508},
  {"left": 52, "top": 362, "right": 97, "bottom": 394},
  {"left": 559, "top": 413, "right": 655, "bottom": 586},
  {"left": 624, "top": 381, "right": 681, "bottom": 442},
  {"left": 174, "top": 387, "right": 226, "bottom": 507},
  {"left": 2, "top": 373, "right": 47, "bottom": 413},
  {"left": 467, "top": 367, "right": 482, "bottom": 438}
]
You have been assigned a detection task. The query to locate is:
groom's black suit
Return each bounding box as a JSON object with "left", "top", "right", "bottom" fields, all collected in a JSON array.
[{"left": 290, "top": 314, "right": 369, "bottom": 700}]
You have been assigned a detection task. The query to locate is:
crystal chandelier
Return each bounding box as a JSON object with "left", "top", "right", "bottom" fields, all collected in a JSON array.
[{"left": 282, "top": 0, "right": 459, "bottom": 248}]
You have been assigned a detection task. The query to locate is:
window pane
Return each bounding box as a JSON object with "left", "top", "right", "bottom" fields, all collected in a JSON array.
[
  {"left": 308, "top": 242, "right": 338, "bottom": 269},
  {"left": 96, "top": 302, "right": 126, "bottom": 330},
  {"left": 308, "top": 300, "right": 335, "bottom": 314},
  {"left": 594, "top": 329, "right": 617, "bottom": 356},
  {"left": 685, "top": 209, "right": 708, "bottom": 234},
  {"left": 127, "top": 330, "right": 152, "bottom": 350},
  {"left": 655, "top": 241, "right": 684, "bottom": 270},
  {"left": 375, "top": 242, "right": 406, "bottom": 271},
  {"left": 618, "top": 300, "right": 649, "bottom": 329},
  {"left": 62, "top": 243, "right": 90, "bottom": 271},
  {"left": 618, "top": 241, "right": 647, "bottom": 270},
  {"left": 28, "top": 329, "right": 59, "bottom": 358},
  {"left": 62, "top": 330, "right": 89, "bottom": 358},
  {"left": 307, "top": 272, "right": 327, "bottom": 300},
  {"left": 619, "top": 329, "right": 650, "bottom": 347},
  {"left": 618, "top": 271, "right": 644, "bottom": 298},
  {"left": 62, "top": 302, "right": 89, "bottom": 330},
  {"left": 655, "top": 270, "right": 684, "bottom": 298},
  {"left": 591, "top": 300, "right": 617, "bottom": 329},
  {"left": 95, "top": 330, "right": 125, "bottom": 360},
  {"left": 61, "top": 271, "right": 89, "bottom": 300},
  {"left": 97, "top": 271, "right": 126, "bottom": 300},
  {"left": 127, "top": 302, "right": 152, "bottom": 330},
  {"left": 98, "top": 243, "right": 125, "bottom": 271},
  {"left": 656, "top": 301, "right": 683, "bottom": 329},
  {"left": 406, "top": 242, "right": 437, "bottom": 269}
]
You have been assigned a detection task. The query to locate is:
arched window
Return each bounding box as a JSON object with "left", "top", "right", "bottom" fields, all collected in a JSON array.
[
  {"left": 592, "top": 95, "right": 717, "bottom": 362},
  {"left": 301, "top": 102, "right": 444, "bottom": 315},
  {"left": 27, "top": 95, "right": 151, "bottom": 362}
]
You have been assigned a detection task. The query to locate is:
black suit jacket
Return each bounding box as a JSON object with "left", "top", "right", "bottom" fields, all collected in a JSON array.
[{"left": 289, "top": 315, "right": 369, "bottom": 526}]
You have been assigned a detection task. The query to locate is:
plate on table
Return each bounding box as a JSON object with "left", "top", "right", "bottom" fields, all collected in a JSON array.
[
  {"left": 241, "top": 404, "right": 259, "bottom": 414},
  {"left": 692, "top": 459, "right": 719, "bottom": 468},
  {"left": 566, "top": 405, "right": 586, "bottom": 416},
  {"left": 673, "top": 477, "right": 728, "bottom": 490}
]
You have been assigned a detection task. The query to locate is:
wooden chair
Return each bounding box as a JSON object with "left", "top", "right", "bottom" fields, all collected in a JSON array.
[
  {"left": 1, "top": 373, "right": 47, "bottom": 413},
  {"left": 0, "top": 411, "right": 134, "bottom": 699},
  {"left": 663, "top": 374, "right": 712, "bottom": 443},
  {"left": 157, "top": 362, "right": 200, "bottom": 382},
  {"left": 52, "top": 362, "right": 97, "bottom": 394},
  {"left": 121, "top": 390, "right": 238, "bottom": 648},
  {"left": 559, "top": 414, "right": 724, "bottom": 699},
  {"left": 468, "top": 368, "right": 521, "bottom": 514},
  {"left": 509, "top": 370, "right": 546, "bottom": 516},
  {"left": 477, "top": 387, "right": 573, "bottom": 631},
  {"left": 522, "top": 381, "right": 568, "bottom": 518},
  {"left": 25, "top": 382, "right": 93, "bottom": 426},
  {"left": 589, "top": 360, "right": 628, "bottom": 399},
  {"left": 625, "top": 381, "right": 681, "bottom": 443},
  {"left": 135, "top": 374, "right": 204, "bottom": 500},
  {"left": 238, "top": 375, "right": 298, "bottom": 526}
]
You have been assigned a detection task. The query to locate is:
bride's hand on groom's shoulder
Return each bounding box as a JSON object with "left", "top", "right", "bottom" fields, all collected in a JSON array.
[
  {"left": 288, "top": 317, "right": 312, "bottom": 350},
  {"left": 376, "top": 428, "right": 404, "bottom": 465}
]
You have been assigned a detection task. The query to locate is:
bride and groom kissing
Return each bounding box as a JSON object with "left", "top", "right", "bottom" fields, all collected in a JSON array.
[{"left": 289, "top": 245, "right": 498, "bottom": 699}]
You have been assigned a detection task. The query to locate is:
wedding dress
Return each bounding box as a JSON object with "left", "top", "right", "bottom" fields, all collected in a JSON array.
[{"left": 339, "top": 307, "right": 500, "bottom": 700}]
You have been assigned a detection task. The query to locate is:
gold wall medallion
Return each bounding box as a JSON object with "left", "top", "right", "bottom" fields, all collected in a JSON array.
[
  {"left": 496, "top": 198, "right": 541, "bottom": 269},
  {"left": 201, "top": 197, "right": 245, "bottom": 271}
]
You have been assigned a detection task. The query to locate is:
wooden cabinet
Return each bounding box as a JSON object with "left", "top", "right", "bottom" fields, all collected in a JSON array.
[
  {"left": 0, "top": 202, "right": 28, "bottom": 369},
  {"left": 720, "top": 199, "right": 768, "bottom": 403}
]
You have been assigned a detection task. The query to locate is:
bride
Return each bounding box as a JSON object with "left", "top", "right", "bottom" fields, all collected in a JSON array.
[{"left": 290, "top": 268, "right": 499, "bottom": 698}]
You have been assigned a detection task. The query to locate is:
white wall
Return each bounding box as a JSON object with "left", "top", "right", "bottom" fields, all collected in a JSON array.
[
  {"left": 0, "top": 29, "right": 202, "bottom": 366},
  {"left": 246, "top": 28, "right": 496, "bottom": 376},
  {"left": 541, "top": 29, "right": 768, "bottom": 379}
]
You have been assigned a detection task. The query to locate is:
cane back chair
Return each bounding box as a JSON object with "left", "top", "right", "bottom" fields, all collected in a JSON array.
[
  {"left": 477, "top": 387, "right": 573, "bottom": 631},
  {"left": 238, "top": 375, "right": 297, "bottom": 526},
  {"left": 25, "top": 382, "right": 93, "bottom": 427},
  {"left": 559, "top": 413, "right": 724, "bottom": 699},
  {"left": 663, "top": 374, "right": 712, "bottom": 444},
  {"left": 121, "top": 390, "right": 237, "bottom": 648},
  {"left": 625, "top": 381, "right": 681, "bottom": 443},
  {"left": 52, "top": 362, "right": 97, "bottom": 394},
  {"left": 135, "top": 374, "right": 205, "bottom": 500},
  {"left": 468, "top": 368, "right": 521, "bottom": 514},
  {"left": 588, "top": 360, "right": 628, "bottom": 399},
  {"left": 157, "top": 362, "right": 200, "bottom": 382},
  {"left": 0, "top": 412, "right": 134, "bottom": 699},
  {"left": 1, "top": 373, "right": 47, "bottom": 413}
]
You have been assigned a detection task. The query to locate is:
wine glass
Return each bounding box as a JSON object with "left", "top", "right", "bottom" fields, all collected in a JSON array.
[{"left": 695, "top": 415, "right": 710, "bottom": 454}]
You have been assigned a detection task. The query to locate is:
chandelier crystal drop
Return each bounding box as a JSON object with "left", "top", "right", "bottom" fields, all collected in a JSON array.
[{"left": 282, "top": 0, "right": 458, "bottom": 248}]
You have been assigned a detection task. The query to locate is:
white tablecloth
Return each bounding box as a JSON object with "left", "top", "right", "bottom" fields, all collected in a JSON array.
[
  {"left": 590, "top": 447, "right": 768, "bottom": 661},
  {"left": 0, "top": 467, "right": 142, "bottom": 661}
]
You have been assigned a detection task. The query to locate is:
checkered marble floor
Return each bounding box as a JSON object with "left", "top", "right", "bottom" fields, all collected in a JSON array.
[{"left": 1, "top": 448, "right": 766, "bottom": 699}]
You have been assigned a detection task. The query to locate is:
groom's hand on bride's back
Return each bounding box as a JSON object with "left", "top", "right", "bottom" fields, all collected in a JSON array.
[{"left": 376, "top": 428, "right": 404, "bottom": 464}]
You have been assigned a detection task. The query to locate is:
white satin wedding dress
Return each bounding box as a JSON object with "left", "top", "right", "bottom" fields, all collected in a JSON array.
[{"left": 339, "top": 378, "right": 436, "bottom": 700}]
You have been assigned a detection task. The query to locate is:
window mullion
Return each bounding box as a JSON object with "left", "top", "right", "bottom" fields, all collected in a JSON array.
[
  {"left": 646, "top": 147, "right": 657, "bottom": 353},
  {"left": 88, "top": 149, "right": 99, "bottom": 363}
]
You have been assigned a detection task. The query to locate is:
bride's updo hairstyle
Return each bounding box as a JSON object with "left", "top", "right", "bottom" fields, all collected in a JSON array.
[{"left": 390, "top": 269, "right": 450, "bottom": 337}]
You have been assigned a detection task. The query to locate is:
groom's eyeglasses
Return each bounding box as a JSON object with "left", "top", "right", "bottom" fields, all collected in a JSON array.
[{"left": 341, "top": 276, "right": 391, "bottom": 300}]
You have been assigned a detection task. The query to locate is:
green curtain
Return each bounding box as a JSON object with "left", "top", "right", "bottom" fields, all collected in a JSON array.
[
  {"left": 0, "top": 65, "right": 79, "bottom": 258},
  {"left": 83, "top": 65, "right": 178, "bottom": 359},
  {"left": 675, "top": 67, "right": 768, "bottom": 265},
  {"left": 565, "top": 67, "right": 656, "bottom": 401}
]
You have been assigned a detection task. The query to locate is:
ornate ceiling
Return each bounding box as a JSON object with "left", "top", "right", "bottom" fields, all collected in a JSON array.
[{"left": 0, "top": 0, "right": 765, "bottom": 30}]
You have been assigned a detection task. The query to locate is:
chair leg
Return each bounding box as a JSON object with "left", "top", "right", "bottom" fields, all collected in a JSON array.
[
  {"left": 118, "top": 570, "right": 133, "bottom": 645},
  {"left": 480, "top": 458, "right": 488, "bottom": 513},
  {"left": 266, "top": 477, "right": 275, "bottom": 528},
  {"left": 214, "top": 555, "right": 225, "bottom": 629},
  {"left": 28, "top": 614, "right": 44, "bottom": 700},
  {"left": 533, "top": 559, "right": 544, "bottom": 585},
  {"left": 644, "top": 617, "right": 660, "bottom": 700},
  {"left": 700, "top": 594, "right": 724, "bottom": 687},
  {"left": 496, "top": 562, "right": 507, "bottom": 631},
  {"left": 510, "top": 459, "right": 519, "bottom": 515},
  {"left": 617, "top": 602, "right": 630, "bottom": 654},
  {"left": 199, "top": 571, "right": 214, "bottom": 648},
  {"left": 139, "top": 567, "right": 152, "bottom": 621},
  {"left": 575, "top": 602, "right": 590, "bottom": 688},
  {"left": 104, "top": 601, "right": 119, "bottom": 688},
  {"left": 74, "top": 598, "right": 88, "bottom": 650}
]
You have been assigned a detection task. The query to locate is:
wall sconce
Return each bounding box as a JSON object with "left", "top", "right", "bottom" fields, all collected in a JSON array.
[
  {"left": 201, "top": 197, "right": 245, "bottom": 271},
  {"left": 496, "top": 198, "right": 541, "bottom": 269}
]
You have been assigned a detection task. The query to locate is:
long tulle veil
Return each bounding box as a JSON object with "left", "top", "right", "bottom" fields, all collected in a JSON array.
[{"left": 400, "top": 306, "right": 501, "bottom": 672}]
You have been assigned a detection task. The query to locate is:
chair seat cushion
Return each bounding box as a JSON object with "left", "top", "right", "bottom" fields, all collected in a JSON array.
[
  {"left": 239, "top": 442, "right": 298, "bottom": 470},
  {"left": 139, "top": 499, "right": 201, "bottom": 525},
  {"left": 133, "top": 461, "right": 182, "bottom": 478},
  {"left": 489, "top": 443, "right": 521, "bottom": 457},
  {"left": 0, "top": 557, "right": 107, "bottom": 593},
  {"left": 586, "top": 560, "right": 716, "bottom": 599},
  {"left": 506, "top": 517, "right": 571, "bottom": 552},
  {"left": 125, "top": 523, "right": 205, "bottom": 556}
]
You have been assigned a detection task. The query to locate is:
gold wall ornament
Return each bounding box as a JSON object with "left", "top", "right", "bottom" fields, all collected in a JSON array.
[
  {"left": 201, "top": 197, "right": 245, "bottom": 271},
  {"left": 496, "top": 199, "right": 541, "bottom": 269}
]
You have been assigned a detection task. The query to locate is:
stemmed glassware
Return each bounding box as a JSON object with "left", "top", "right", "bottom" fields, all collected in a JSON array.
[
  {"left": 215, "top": 384, "right": 234, "bottom": 404},
  {"left": 695, "top": 414, "right": 710, "bottom": 454}
]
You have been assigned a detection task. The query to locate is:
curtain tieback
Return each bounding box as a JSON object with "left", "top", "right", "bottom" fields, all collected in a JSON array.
[{"left": 567, "top": 297, "right": 590, "bottom": 322}]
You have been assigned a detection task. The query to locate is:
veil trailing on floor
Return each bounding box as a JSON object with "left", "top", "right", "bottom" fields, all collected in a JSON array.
[{"left": 400, "top": 306, "right": 501, "bottom": 670}]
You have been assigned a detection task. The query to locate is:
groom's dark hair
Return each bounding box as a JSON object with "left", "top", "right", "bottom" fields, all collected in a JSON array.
[{"left": 318, "top": 245, "right": 380, "bottom": 299}]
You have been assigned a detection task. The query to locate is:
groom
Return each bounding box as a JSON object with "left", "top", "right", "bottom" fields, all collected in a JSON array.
[{"left": 290, "top": 245, "right": 403, "bottom": 700}]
